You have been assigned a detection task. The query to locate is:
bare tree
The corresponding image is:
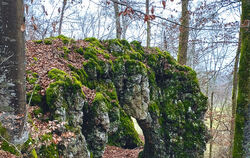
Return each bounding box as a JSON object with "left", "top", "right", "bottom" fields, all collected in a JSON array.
[
  {"left": 146, "top": 0, "right": 150, "bottom": 48},
  {"left": 113, "top": 0, "right": 121, "bottom": 39},
  {"left": 230, "top": 31, "right": 241, "bottom": 158},
  {"left": 209, "top": 92, "right": 214, "bottom": 158},
  {"left": 58, "top": 0, "right": 67, "bottom": 35},
  {"left": 177, "top": 0, "right": 190, "bottom": 65}
]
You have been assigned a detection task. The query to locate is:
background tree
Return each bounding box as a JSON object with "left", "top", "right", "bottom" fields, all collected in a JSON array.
[
  {"left": 233, "top": 0, "right": 250, "bottom": 157},
  {"left": 113, "top": 0, "right": 121, "bottom": 39},
  {"left": 230, "top": 30, "right": 241, "bottom": 158},
  {"left": 146, "top": 0, "right": 150, "bottom": 48},
  {"left": 58, "top": 0, "right": 67, "bottom": 35},
  {"left": 0, "top": 0, "right": 28, "bottom": 144},
  {"left": 177, "top": 0, "right": 190, "bottom": 65}
]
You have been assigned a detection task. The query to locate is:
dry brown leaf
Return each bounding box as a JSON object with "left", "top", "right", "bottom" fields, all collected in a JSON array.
[{"left": 21, "top": 23, "right": 26, "bottom": 32}]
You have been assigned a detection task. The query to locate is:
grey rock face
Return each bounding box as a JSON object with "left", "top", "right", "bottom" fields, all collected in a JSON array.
[
  {"left": 138, "top": 113, "right": 167, "bottom": 158},
  {"left": 48, "top": 86, "right": 90, "bottom": 158},
  {"left": 58, "top": 133, "right": 90, "bottom": 158},
  {"left": 114, "top": 62, "right": 150, "bottom": 121},
  {"left": 82, "top": 94, "right": 110, "bottom": 158},
  {"left": 0, "top": 112, "right": 29, "bottom": 144},
  {"left": 123, "top": 74, "right": 149, "bottom": 120}
]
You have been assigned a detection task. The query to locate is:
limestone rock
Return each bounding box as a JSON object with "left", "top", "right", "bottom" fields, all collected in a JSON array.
[{"left": 23, "top": 37, "right": 208, "bottom": 158}]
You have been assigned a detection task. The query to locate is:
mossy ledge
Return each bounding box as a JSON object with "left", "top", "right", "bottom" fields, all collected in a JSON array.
[{"left": 24, "top": 36, "right": 208, "bottom": 158}]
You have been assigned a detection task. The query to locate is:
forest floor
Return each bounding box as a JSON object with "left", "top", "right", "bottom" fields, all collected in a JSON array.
[
  {"left": 0, "top": 135, "right": 144, "bottom": 158},
  {"left": 103, "top": 145, "right": 143, "bottom": 158},
  {"left": 103, "top": 135, "right": 144, "bottom": 158}
]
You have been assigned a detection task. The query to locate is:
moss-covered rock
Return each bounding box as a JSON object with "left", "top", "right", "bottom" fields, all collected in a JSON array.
[
  {"left": 108, "top": 110, "right": 143, "bottom": 148},
  {"left": 82, "top": 92, "right": 110, "bottom": 158},
  {"left": 26, "top": 36, "right": 208, "bottom": 158},
  {"left": 45, "top": 68, "right": 89, "bottom": 158}
]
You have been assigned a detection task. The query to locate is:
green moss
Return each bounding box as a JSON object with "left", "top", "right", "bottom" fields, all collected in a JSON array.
[
  {"left": 108, "top": 110, "right": 143, "bottom": 148},
  {"left": 48, "top": 68, "right": 68, "bottom": 81},
  {"left": 46, "top": 68, "right": 84, "bottom": 112},
  {"left": 33, "top": 107, "right": 43, "bottom": 117},
  {"left": 146, "top": 53, "right": 159, "bottom": 68},
  {"left": 68, "top": 64, "right": 88, "bottom": 85},
  {"left": 41, "top": 134, "right": 52, "bottom": 141},
  {"left": 62, "top": 46, "right": 70, "bottom": 59},
  {"left": 130, "top": 41, "right": 143, "bottom": 52},
  {"left": 125, "top": 59, "right": 147, "bottom": 76},
  {"left": 83, "top": 58, "right": 103, "bottom": 80},
  {"left": 84, "top": 37, "right": 105, "bottom": 49},
  {"left": 39, "top": 143, "right": 59, "bottom": 158},
  {"left": 103, "top": 53, "right": 110, "bottom": 59},
  {"left": 34, "top": 40, "right": 43, "bottom": 44},
  {"left": 120, "top": 39, "right": 132, "bottom": 50},
  {"left": 130, "top": 52, "right": 143, "bottom": 61},
  {"left": 0, "top": 123, "right": 9, "bottom": 140},
  {"left": 0, "top": 124, "right": 20, "bottom": 155},
  {"left": 44, "top": 39, "right": 52, "bottom": 45},
  {"left": 46, "top": 78, "right": 83, "bottom": 111},
  {"left": 84, "top": 47, "right": 98, "bottom": 60},
  {"left": 90, "top": 152, "right": 94, "bottom": 158},
  {"left": 27, "top": 90, "right": 42, "bottom": 106},
  {"left": 57, "top": 35, "right": 74, "bottom": 44},
  {"left": 113, "top": 57, "right": 125, "bottom": 75},
  {"left": 105, "top": 39, "right": 124, "bottom": 57},
  {"left": 76, "top": 47, "right": 84, "bottom": 55},
  {"left": 95, "top": 81, "right": 118, "bottom": 102},
  {"left": 26, "top": 71, "right": 43, "bottom": 106},
  {"left": 148, "top": 101, "right": 160, "bottom": 116},
  {"left": 1, "top": 141, "right": 19, "bottom": 155},
  {"left": 27, "top": 72, "right": 38, "bottom": 84}
]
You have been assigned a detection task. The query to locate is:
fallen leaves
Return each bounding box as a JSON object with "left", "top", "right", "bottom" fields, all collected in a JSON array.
[
  {"left": 26, "top": 39, "right": 87, "bottom": 95},
  {"left": 82, "top": 86, "right": 96, "bottom": 104},
  {"left": 0, "top": 150, "right": 17, "bottom": 158},
  {"left": 103, "top": 146, "right": 143, "bottom": 158}
]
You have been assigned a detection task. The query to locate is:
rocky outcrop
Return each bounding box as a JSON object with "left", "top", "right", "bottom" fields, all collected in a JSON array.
[
  {"left": 19, "top": 36, "right": 208, "bottom": 158},
  {"left": 46, "top": 69, "right": 89, "bottom": 158}
]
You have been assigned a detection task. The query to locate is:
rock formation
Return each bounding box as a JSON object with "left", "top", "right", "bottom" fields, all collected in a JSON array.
[{"left": 1, "top": 36, "right": 208, "bottom": 158}]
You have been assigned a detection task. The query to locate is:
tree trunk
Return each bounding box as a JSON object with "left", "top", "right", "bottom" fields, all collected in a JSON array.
[
  {"left": 209, "top": 92, "right": 214, "bottom": 158},
  {"left": 58, "top": 0, "right": 67, "bottom": 35},
  {"left": 163, "top": 31, "right": 167, "bottom": 50},
  {"left": 177, "top": 0, "right": 190, "bottom": 65},
  {"left": 230, "top": 31, "right": 241, "bottom": 158},
  {"left": 233, "top": 0, "right": 250, "bottom": 157},
  {"left": 121, "top": 14, "right": 128, "bottom": 39},
  {"left": 113, "top": 1, "right": 121, "bottom": 39},
  {"left": 0, "top": 0, "right": 28, "bottom": 144},
  {"left": 146, "top": 0, "right": 150, "bottom": 48}
]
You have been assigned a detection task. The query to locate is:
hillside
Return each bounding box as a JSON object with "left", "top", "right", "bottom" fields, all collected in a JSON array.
[{"left": 1, "top": 36, "right": 208, "bottom": 158}]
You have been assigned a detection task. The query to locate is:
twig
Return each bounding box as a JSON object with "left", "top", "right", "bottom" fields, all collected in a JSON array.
[
  {"left": 0, "top": 53, "right": 14, "bottom": 66},
  {"left": 0, "top": 135, "right": 22, "bottom": 156}
]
